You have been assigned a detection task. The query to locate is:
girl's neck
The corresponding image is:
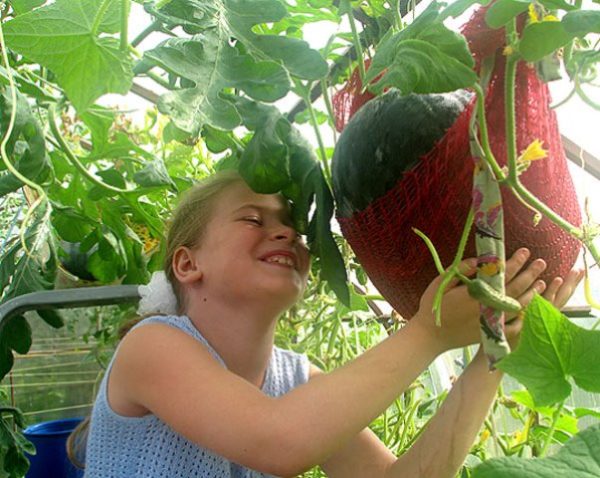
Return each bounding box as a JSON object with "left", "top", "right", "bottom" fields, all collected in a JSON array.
[{"left": 185, "top": 295, "right": 280, "bottom": 389}]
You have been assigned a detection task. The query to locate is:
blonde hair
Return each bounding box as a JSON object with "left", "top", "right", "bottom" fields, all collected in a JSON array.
[
  {"left": 164, "top": 169, "right": 245, "bottom": 312},
  {"left": 67, "top": 169, "right": 245, "bottom": 469}
]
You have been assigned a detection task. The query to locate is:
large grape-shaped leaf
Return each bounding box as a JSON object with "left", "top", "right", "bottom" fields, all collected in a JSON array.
[
  {"left": 146, "top": 32, "right": 290, "bottom": 134},
  {"left": 365, "top": 1, "right": 477, "bottom": 94},
  {"left": 472, "top": 423, "right": 600, "bottom": 477},
  {"left": 4, "top": 0, "right": 132, "bottom": 111},
  {"left": 145, "top": 0, "right": 328, "bottom": 135},
  {"left": 497, "top": 295, "right": 600, "bottom": 407}
]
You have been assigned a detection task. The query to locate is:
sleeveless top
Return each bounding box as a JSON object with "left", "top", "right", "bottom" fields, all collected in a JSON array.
[{"left": 84, "top": 315, "right": 311, "bottom": 478}]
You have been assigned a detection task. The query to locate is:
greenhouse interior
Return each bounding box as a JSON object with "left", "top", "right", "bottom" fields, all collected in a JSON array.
[{"left": 1, "top": 0, "right": 600, "bottom": 477}]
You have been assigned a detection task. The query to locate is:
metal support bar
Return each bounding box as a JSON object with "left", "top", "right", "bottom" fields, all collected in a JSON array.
[
  {"left": 0, "top": 285, "right": 141, "bottom": 325},
  {"left": 562, "top": 134, "right": 600, "bottom": 182}
]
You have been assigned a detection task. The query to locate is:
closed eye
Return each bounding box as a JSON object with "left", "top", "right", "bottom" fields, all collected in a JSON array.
[{"left": 243, "top": 216, "right": 262, "bottom": 225}]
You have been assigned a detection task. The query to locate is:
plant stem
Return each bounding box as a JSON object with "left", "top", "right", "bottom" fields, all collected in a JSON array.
[
  {"left": 472, "top": 84, "right": 505, "bottom": 182},
  {"left": 120, "top": 0, "right": 130, "bottom": 52},
  {"left": 539, "top": 401, "right": 565, "bottom": 457},
  {"left": 146, "top": 70, "right": 174, "bottom": 89},
  {"left": 320, "top": 78, "right": 337, "bottom": 143},
  {"left": 504, "top": 55, "right": 519, "bottom": 183},
  {"left": 0, "top": 17, "right": 46, "bottom": 200},
  {"left": 452, "top": 207, "right": 474, "bottom": 268},
  {"left": 132, "top": 20, "right": 161, "bottom": 48},
  {"left": 412, "top": 228, "right": 445, "bottom": 274},
  {"left": 392, "top": 0, "right": 403, "bottom": 30},
  {"left": 302, "top": 86, "right": 332, "bottom": 184},
  {"left": 345, "top": 1, "right": 367, "bottom": 84},
  {"left": 91, "top": 0, "right": 113, "bottom": 37},
  {"left": 575, "top": 78, "right": 600, "bottom": 111},
  {"left": 155, "top": 0, "right": 174, "bottom": 9},
  {"left": 551, "top": 86, "right": 576, "bottom": 109},
  {"left": 496, "top": 21, "right": 598, "bottom": 265},
  {"left": 510, "top": 179, "right": 582, "bottom": 237},
  {"left": 48, "top": 104, "right": 136, "bottom": 195}
]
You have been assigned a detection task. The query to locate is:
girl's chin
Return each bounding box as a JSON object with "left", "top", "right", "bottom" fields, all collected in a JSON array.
[{"left": 256, "top": 279, "right": 305, "bottom": 305}]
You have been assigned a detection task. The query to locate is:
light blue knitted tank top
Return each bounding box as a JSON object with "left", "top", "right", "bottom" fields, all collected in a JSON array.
[{"left": 84, "top": 315, "right": 310, "bottom": 478}]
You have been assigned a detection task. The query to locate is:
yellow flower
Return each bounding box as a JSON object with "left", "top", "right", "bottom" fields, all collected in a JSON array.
[
  {"left": 528, "top": 3, "right": 540, "bottom": 23},
  {"left": 519, "top": 139, "right": 548, "bottom": 163},
  {"left": 543, "top": 14, "right": 559, "bottom": 22},
  {"left": 503, "top": 45, "right": 515, "bottom": 56}
]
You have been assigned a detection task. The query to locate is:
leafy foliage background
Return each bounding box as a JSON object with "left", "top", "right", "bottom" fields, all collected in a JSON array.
[{"left": 0, "top": 0, "right": 600, "bottom": 476}]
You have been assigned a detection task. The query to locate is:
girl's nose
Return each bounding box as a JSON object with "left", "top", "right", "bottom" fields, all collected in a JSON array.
[{"left": 272, "top": 224, "right": 297, "bottom": 242}]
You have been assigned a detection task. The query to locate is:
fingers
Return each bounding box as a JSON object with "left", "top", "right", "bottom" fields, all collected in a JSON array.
[
  {"left": 505, "top": 257, "right": 547, "bottom": 299},
  {"left": 504, "top": 248, "right": 531, "bottom": 282},
  {"left": 442, "top": 258, "right": 478, "bottom": 289},
  {"left": 457, "top": 258, "right": 478, "bottom": 276},
  {"left": 545, "top": 268, "right": 585, "bottom": 309},
  {"left": 543, "top": 276, "right": 563, "bottom": 304},
  {"left": 515, "top": 279, "right": 546, "bottom": 309}
]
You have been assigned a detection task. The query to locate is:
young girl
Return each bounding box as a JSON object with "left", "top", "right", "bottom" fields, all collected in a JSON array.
[{"left": 80, "top": 170, "right": 582, "bottom": 477}]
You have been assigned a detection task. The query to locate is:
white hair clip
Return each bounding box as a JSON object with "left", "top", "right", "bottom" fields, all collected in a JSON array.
[{"left": 137, "top": 271, "right": 178, "bottom": 316}]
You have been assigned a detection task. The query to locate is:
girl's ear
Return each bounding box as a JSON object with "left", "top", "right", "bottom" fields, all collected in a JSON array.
[{"left": 172, "top": 246, "right": 204, "bottom": 284}]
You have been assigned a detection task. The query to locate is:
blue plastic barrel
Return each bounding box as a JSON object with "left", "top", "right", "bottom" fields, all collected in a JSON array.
[{"left": 23, "top": 417, "right": 84, "bottom": 478}]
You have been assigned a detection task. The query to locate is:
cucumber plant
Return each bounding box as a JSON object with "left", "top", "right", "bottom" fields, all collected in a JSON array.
[{"left": 0, "top": 0, "right": 598, "bottom": 476}]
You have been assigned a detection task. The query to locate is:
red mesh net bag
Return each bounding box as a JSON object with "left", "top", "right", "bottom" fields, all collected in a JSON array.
[
  {"left": 332, "top": 59, "right": 376, "bottom": 132},
  {"left": 335, "top": 7, "right": 582, "bottom": 319}
]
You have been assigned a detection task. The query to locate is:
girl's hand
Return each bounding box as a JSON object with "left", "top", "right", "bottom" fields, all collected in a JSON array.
[
  {"left": 504, "top": 253, "right": 584, "bottom": 348},
  {"left": 413, "top": 248, "right": 584, "bottom": 353}
]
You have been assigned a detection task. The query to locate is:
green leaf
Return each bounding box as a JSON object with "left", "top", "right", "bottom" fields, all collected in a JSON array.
[
  {"left": 0, "top": 66, "right": 54, "bottom": 101},
  {"left": 310, "top": 170, "right": 350, "bottom": 306},
  {"left": 202, "top": 126, "right": 241, "bottom": 153},
  {"left": 145, "top": 31, "right": 290, "bottom": 134},
  {"left": 79, "top": 105, "right": 115, "bottom": 153},
  {"left": 348, "top": 288, "right": 370, "bottom": 312},
  {"left": 2, "top": 237, "right": 55, "bottom": 304},
  {"left": 415, "top": 23, "right": 475, "bottom": 68},
  {"left": 8, "top": 0, "right": 46, "bottom": 15},
  {"left": 1, "top": 316, "right": 32, "bottom": 355},
  {"left": 87, "top": 249, "right": 120, "bottom": 282},
  {"left": 229, "top": 97, "right": 348, "bottom": 304},
  {"left": 366, "top": 4, "right": 476, "bottom": 94},
  {"left": 538, "top": 0, "right": 577, "bottom": 11},
  {"left": 370, "top": 39, "right": 478, "bottom": 95},
  {"left": 4, "top": 0, "right": 133, "bottom": 111},
  {"left": 562, "top": 11, "right": 600, "bottom": 36},
  {"left": 366, "top": 1, "right": 446, "bottom": 85},
  {"left": 292, "top": 108, "right": 328, "bottom": 125},
  {"left": 146, "top": 0, "right": 327, "bottom": 135},
  {"left": 0, "top": 87, "right": 50, "bottom": 197},
  {"left": 472, "top": 423, "right": 600, "bottom": 477},
  {"left": 52, "top": 205, "right": 95, "bottom": 242},
  {"left": 147, "top": 35, "right": 291, "bottom": 102},
  {"left": 4, "top": 445, "right": 30, "bottom": 477},
  {"left": 574, "top": 407, "right": 600, "bottom": 421},
  {"left": 0, "top": 420, "right": 13, "bottom": 447},
  {"left": 510, "top": 390, "right": 555, "bottom": 416},
  {"left": 497, "top": 295, "right": 600, "bottom": 407},
  {"left": 484, "top": 0, "right": 529, "bottom": 29},
  {"left": 36, "top": 309, "right": 64, "bottom": 329},
  {"left": 519, "top": 21, "right": 575, "bottom": 63},
  {"left": 133, "top": 159, "right": 177, "bottom": 190},
  {"left": 235, "top": 100, "right": 292, "bottom": 194},
  {"left": 0, "top": 345, "right": 14, "bottom": 380},
  {"left": 0, "top": 240, "right": 21, "bottom": 295},
  {"left": 442, "top": 0, "right": 491, "bottom": 20}
]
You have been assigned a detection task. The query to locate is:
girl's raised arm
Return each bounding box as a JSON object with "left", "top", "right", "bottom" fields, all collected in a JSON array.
[{"left": 110, "top": 250, "right": 567, "bottom": 478}]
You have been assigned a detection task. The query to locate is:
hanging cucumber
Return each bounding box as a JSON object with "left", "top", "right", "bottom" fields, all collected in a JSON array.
[{"left": 467, "top": 278, "right": 522, "bottom": 314}]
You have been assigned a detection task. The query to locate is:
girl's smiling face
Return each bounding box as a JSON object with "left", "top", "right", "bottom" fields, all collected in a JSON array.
[{"left": 187, "top": 180, "right": 310, "bottom": 309}]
